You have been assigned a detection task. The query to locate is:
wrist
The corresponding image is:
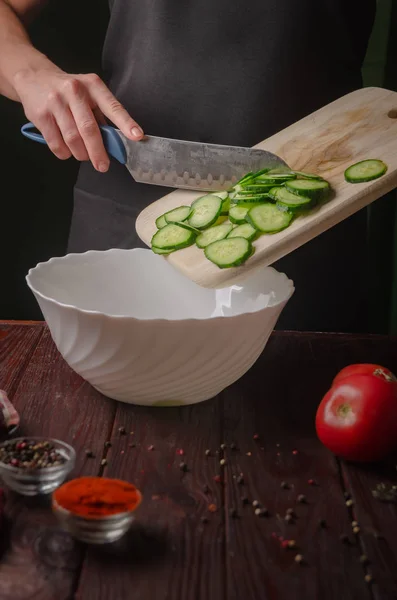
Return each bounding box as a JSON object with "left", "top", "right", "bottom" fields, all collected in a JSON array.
[
  {"left": 5, "top": 46, "right": 55, "bottom": 100},
  {"left": 12, "top": 48, "right": 53, "bottom": 83}
]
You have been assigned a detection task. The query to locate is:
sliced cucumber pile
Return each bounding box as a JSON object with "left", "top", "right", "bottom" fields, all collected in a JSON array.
[{"left": 150, "top": 164, "right": 336, "bottom": 268}]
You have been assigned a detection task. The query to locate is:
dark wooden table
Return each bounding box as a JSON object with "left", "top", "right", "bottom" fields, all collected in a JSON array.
[{"left": 0, "top": 321, "right": 397, "bottom": 600}]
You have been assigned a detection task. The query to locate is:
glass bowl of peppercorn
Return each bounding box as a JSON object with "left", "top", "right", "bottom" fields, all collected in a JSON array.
[{"left": 0, "top": 437, "right": 76, "bottom": 496}]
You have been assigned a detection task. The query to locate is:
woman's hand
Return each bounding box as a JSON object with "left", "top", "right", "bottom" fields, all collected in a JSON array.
[{"left": 14, "top": 66, "right": 144, "bottom": 172}]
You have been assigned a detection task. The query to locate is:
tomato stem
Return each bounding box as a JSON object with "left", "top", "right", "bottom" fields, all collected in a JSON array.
[{"left": 337, "top": 403, "right": 352, "bottom": 418}]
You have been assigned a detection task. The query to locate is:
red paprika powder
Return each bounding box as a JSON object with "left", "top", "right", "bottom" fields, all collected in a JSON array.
[{"left": 53, "top": 476, "right": 141, "bottom": 518}]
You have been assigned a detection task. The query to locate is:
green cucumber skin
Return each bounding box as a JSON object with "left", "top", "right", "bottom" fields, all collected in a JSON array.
[
  {"left": 233, "top": 195, "right": 270, "bottom": 205},
  {"left": 173, "top": 221, "right": 201, "bottom": 234},
  {"left": 189, "top": 195, "right": 222, "bottom": 229},
  {"left": 292, "top": 171, "right": 325, "bottom": 181},
  {"left": 276, "top": 201, "right": 312, "bottom": 214},
  {"left": 229, "top": 206, "right": 250, "bottom": 224},
  {"left": 269, "top": 186, "right": 312, "bottom": 208},
  {"left": 151, "top": 223, "right": 196, "bottom": 250},
  {"left": 344, "top": 159, "right": 388, "bottom": 183},
  {"left": 204, "top": 238, "right": 252, "bottom": 269},
  {"left": 155, "top": 214, "right": 167, "bottom": 229},
  {"left": 164, "top": 205, "right": 192, "bottom": 224},
  {"left": 285, "top": 179, "right": 329, "bottom": 199},
  {"left": 256, "top": 174, "right": 296, "bottom": 184},
  {"left": 243, "top": 184, "right": 277, "bottom": 192},
  {"left": 220, "top": 197, "right": 231, "bottom": 215},
  {"left": 227, "top": 223, "right": 257, "bottom": 242},
  {"left": 189, "top": 211, "right": 221, "bottom": 229},
  {"left": 152, "top": 246, "right": 175, "bottom": 255},
  {"left": 246, "top": 204, "right": 293, "bottom": 233}
]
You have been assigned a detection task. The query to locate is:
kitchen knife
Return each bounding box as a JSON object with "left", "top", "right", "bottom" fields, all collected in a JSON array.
[{"left": 21, "top": 122, "right": 289, "bottom": 192}]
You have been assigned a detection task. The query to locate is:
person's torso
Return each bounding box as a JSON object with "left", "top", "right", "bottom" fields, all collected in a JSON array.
[
  {"left": 73, "top": 0, "right": 375, "bottom": 248},
  {"left": 102, "top": 0, "right": 375, "bottom": 146}
]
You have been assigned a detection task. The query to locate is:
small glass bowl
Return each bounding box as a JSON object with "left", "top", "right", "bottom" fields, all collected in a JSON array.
[
  {"left": 0, "top": 437, "right": 76, "bottom": 496},
  {"left": 52, "top": 488, "right": 142, "bottom": 544}
]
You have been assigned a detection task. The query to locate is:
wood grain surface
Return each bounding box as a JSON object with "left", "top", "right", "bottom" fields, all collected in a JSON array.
[
  {"left": 0, "top": 326, "right": 115, "bottom": 600},
  {"left": 76, "top": 400, "right": 226, "bottom": 600},
  {"left": 136, "top": 87, "right": 397, "bottom": 288},
  {"left": 0, "top": 323, "right": 44, "bottom": 398},
  {"left": 1, "top": 323, "right": 397, "bottom": 600}
]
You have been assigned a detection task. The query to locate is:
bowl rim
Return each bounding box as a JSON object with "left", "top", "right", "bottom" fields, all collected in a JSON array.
[
  {"left": 52, "top": 482, "right": 143, "bottom": 521},
  {"left": 0, "top": 436, "right": 76, "bottom": 475},
  {"left": 26, "top": 248, "right": 295, "bottom": 322}
]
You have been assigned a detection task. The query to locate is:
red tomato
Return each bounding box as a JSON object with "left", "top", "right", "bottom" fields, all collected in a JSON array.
[
  {"left": 333, "top": 363, "right": 397, "bottom": 386},
  {"left": 315, "top": 374, "right": 397, "bottom": 462}
]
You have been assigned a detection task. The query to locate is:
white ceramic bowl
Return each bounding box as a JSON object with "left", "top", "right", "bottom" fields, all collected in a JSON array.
[{"left": 26, "top": 249, "right": 294, "bottom": 406}]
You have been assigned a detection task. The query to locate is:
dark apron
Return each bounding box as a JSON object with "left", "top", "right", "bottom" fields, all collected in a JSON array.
[{"left": 68, "top": 0, "right": 376, "bottom": 332}]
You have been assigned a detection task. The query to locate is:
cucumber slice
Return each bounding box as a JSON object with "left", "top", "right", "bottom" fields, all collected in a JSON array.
[
  {"left": 213, "top": 215, "right": 228, "bottom": 226},
  {"left": 227, "top": 223, "right": 257, "bottom": 242},
  {"left": 344, "top": 159, "right": 387, "bottom": 183},
  {"left": 196, "top": 222, "right": 233, "bottom": 248},
  {"left": 243, "top": 184, "right": 276, "bottom": 191},
  {"left": 256, "top": 173, "right": 296, "bottom": 184},
  {"left": 204, "top": 237, "right": 252, "bottom": 268},
  {"left": 152, "top": 246, "right": 175, "bottom": 255},
  {"left": 188, "top": 194, "right": 222, "bottom": 229},
  {"left": 235, "top": 187, "right": 275, "bottom": 194},
  {"left": 151, "top": 223, "right": 196, "bottom": 250},
  {"left": 229, "top": 205, "right": 249, "bottom": 224},
  {"left": 285, "top": 178, "right": 329, "bottom": 199},
  {"left": 254, "top": 168, "right": 271, "bottom": 178},
  {"left": 247, "top": 203, "right": 293, "bottom": 233},
  {"left": 173, "top": 221, "right": 201, "bottom": 234},
  {"left": 268, "top": 186, "right": 312, "bottom": 208},
  {"left": 267, "top": 167, "right": 294, "bottom": 175},
  {"left": 212, "top": 191, "right": 229, "bottom": 200},
  {"left": 233, "top": 195, "right": 269, "bottom": 204},
  {"left": 292, "top": 171, "right": 325, "bottom": 181},
  {"left": 155, "top": 214, "right": 167, "bottom": 229},
  {"left": 236, "top": 172, "right": 254, "bottom": 185},
  {"left": 220, "top": 196, "right": 231, "bottom": 215},
  {"left": 164, "top": 205, "right": 192, "bottom": 224}
]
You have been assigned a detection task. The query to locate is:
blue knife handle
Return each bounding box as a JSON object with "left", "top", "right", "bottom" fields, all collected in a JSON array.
[{"left": 21, "top": 122, "right": 127, "bottom": 164}]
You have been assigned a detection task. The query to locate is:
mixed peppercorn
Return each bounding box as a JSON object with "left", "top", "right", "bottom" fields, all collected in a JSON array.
[{"left": 0, "top": 439, "right": 66, "bottom": 470}]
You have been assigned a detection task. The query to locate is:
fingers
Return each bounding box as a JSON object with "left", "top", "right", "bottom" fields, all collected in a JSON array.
[
  {"left": 92, "top": 106, "right": 107, "bottom": 126},
  {"left": 34, "top": 112, "right": 71, "bottom": 161},
  {"left": 85, "top": 74, "right": 144, "bottom": 140},
  {"left": 22, "top": 72, "right": 139, "bottom": 171},
  {"left": 52, "top": 104, "right": 90, "bottom": 162},
  {"left": 64, "top": 79, "right": 110, "bottom": 172}
]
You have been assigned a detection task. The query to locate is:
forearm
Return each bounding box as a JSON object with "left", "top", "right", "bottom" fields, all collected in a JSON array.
[{"left": 0, "top": 0, "right": 54, "bottom": 101}]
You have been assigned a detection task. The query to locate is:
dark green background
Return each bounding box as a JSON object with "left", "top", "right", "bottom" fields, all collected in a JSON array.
[{"left": 1, "top": 0, "right": 396, "bottom": 332}]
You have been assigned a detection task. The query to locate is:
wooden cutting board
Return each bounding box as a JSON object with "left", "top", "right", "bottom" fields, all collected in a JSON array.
[{"left": 136, "top": 87, "right": 397, "bottom": 288}]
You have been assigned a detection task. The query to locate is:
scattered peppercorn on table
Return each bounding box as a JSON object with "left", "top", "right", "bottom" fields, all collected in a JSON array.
[{"left": 0, "top": 321, "right": 396, "bottom": 600}]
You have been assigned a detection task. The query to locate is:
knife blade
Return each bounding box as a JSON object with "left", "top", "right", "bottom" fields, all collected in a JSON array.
[
  {"left": 117, "top": 131, "right": 289, "bottom": 191},
  {"left": 21, "top": 122, "right": 289, "bottom": 191}
]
